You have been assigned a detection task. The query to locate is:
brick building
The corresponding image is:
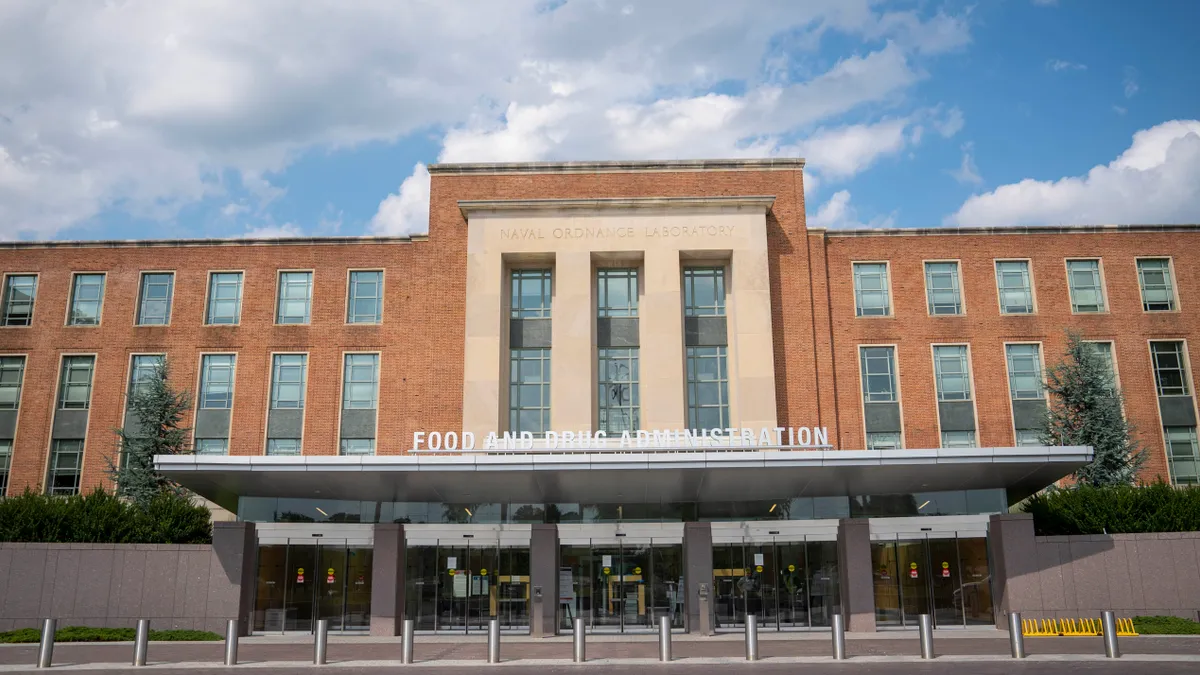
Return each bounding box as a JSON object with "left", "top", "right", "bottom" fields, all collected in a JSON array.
[{"left": 0, "top": 159, "right": 1196, "bottom": 635}]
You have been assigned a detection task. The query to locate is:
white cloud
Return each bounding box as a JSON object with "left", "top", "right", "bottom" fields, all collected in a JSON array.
[
  {"left": 238, "top": 223, "right": 304, "bottom": 239},
  {"left": 946, "top": 120, "right": 1200, "bottom": 226},
  {"left": 932, "top": 106, "right": 964, "bottom": 138},
  {"left": 1123, "top": 66, "right": 1140, "bottom": 98},
  {"left": 809, "top": 190, "right": 895, "bottom": 229},
  {"left": 1113, "top": 105, "right": 1128, "bottom": 116},
  {"left": 369, "top": 163, "right": 430, "bottom": 237},
  {"left": 797, "top": 118, "right": 911, "bottom": 179},
  {"left": 1046, "top": 59, "right": 1086, "bottom": 72},
  {"left": 948, "top": 142, "right": 982, "bottom": 185}
]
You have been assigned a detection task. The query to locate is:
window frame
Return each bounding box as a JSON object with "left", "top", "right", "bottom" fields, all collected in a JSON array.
[
  {"left": 510, "top": 268, "right": 555, "bottom": 319},
  {"left": 274, "top": 269, "right": 314, "bottom": 325},
  {"left": 1135, "top": 256, "right": 1180, "bottom": 313},
  {"left": 337, "top": 351, "right": 381, "bottom": 454},
  {"left": 685, "top": 344, "right": 729, "bottom": 432},
  {"left": 0, "top": 438, "right": 11, "bottom": 496},
  {"left": 1063, "top": 257, "right": 1109, "bottom": 314},
  {"left": 1162, "top": 425, "right": 1200, "bottom": 486},
  {"left": 0, "top": 353, "right": 27, "bottom": 412},
  {"left": 0, "top": 273, "right": 39, "bottom": 328},
  {"left": 851, "top": 261, "right": 894, "bottom": 318},
  {"left": 922, "top": 259, "right": 965, "bottom": 317},
  {"left": 123, "top": 352, "right": 166, "bottom": 414},
  {"left": 56, "top": 354, "right": 97, "bottom": 410},
  {"left": 46, "top": 438, "right": 85, "bottom": 496},
  {"left": 1083, "top": 339, "right": 1120, "bottom": 390},
  {"left": 345, "top": 269, "right": 385, "bottom": 325},
  {"left": 65, "top": 272, "right": 107, "bottom": 327},
  {"left": 682, "top": 266, "right": 727, "bottom": 318},
  {"left": 1148, "top": 340, "right": 1193, "bottom": 398},
  {"left": 856, "top": 343, "right": 905, "bottom": 450},
  {"left": 994, "top": 258, "right": 1037, "bottom": 315},
  {"left": 196, "top": 352, "right": 238, "bottom": 411},
  {"left": 858, "top": 344, "right": 900, "bottom": 403},
  {"left": 1003, "top": 342, "right": 1046, "bottom": 401},
  {"left": 135, "top": 271, "right": 175, "bottom": 326},
  {"left": 268, "top": 352, "right": 308, "bottom": 410},
  {"left": 929, "top": 343, "right": 980, "bottom": 449},
  {"left": 203, "top": 270, "right": 245, "bottom": 326}
]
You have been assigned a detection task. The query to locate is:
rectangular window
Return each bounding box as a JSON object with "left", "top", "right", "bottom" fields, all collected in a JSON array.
[
  {"left": 199, "top": 354, "right": 236, "bottom": 409},
  {"left": 1005, "top": 344, "right": 1043, "bottom": 400},
  {"left": 340, "top": 438, "right": 375, "bottom": 456},
  {"left": 67, "top": 273, "right": 105, "bottom": 325},
  {"left": 686, "top": 346, "right": 728, "bottom": 430},
  {"left": 194, "top": 438, "right": 228, "bottom": 456},
  {"left": 1165, "top": 426, "right": 1199, "bottom": 485},
  {"left": 0, "top": 439, "right": 11, "bottom": 495},
  {"left": 1067, "top": 259, "right": 1105, "bottom": 312},
  {"left": 510, "top": 348, "right": 551, "bottom": 434},
  {"left": 136, "top": 273, "right": 174, "bottom": 325},
  {"left": 128, "top": 355, "right": 163, "bottom": 400},
  {"left": 860, "top": 346, "right": 897, "bottom": 403},
  {"left": 599, "top": 349, "right": 639, "bottom": 434},
  {"left": 941, "top": 430, "right": 977, "bottom": 448},
  {"left": 205, "top": 272, "right": 243, "bottom": 325},
  {"left": 511, "top": 269, "right": 553, "bottom": 318},
  {"left": 276, "top": 271, "right": 313, "bottom": 324},
  {"left": 0, "top": 356, "right": 26, "bottom": 409},
  {"left": 866, "top": 432, "right": 901, "bottom": 451},
  {"left": 1151, "top": 341, "right": 1190, "bottom": 396},
  {"left": 342, "top": 354, "right": 379, "bottom": 409},
  {"left": 1085, "top": 341, "right": 1116, "bottom": 383},
  {"left": 683, "top": 267, "right": 725, "bottom": 317},
  {"left": 1, "top": 275, "right": 37, "bottom": 326},
  {"left": 347, "top": 271, "right": 383, "bottom": 324},
  {"left": 1015, "top": 429, "right": 1042, "bottom": 447},
  {"left": 47, "top": 439, "right": 83, "bottom": 495},
  {"left": 925, "top": 262, "right": 963, "bottom": 315},
  {"left": 270, "top": 354, "right": 307, "bottom": 409},
  {"left": 58, "top": 356, "right": 96, "bottom": 409},
  {"left": 266, "top": 438, "right": 301, "bottom": 456},
  {"left": 597, "top": 268, "right": 638, "bottom": 317},
  {"left": 933, "top": 345, "right": 971, "bottom": 401},
  {"left": 995, "top": 260, "right": 1034, "bottom": 314},
  {"left": 853, "top": 263, "right": 891, "bottom": 317},
  {"left": 1137, "top": 258, "right": 1176, "bottom": 311}
]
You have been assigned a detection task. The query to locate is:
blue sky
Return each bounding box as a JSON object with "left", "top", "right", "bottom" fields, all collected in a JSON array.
[{"left": 1, "top": 0, "right": 1197, "bottom": 241}]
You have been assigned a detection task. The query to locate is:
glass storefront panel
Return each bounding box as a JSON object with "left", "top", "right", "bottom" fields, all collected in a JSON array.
[
  {"left": 253, "top": 544, "right": 287, "bottom": 632},
  {"left": 254, "top": 541, "right": 373, "bottom": 634},
  {"left": 806, "top": 541, "right": 840, "bottom": 627},
  {"left": 958, "top": 537, "right": 994, "bottom": 626},
  {"left": 283, "top": 544, "right": 318, "bottom": 632},
  {"left": 713, "top": 539, "right": 841, "bottom": 631},
  {"left": 871, "top": 541, "right": 901, "bottom": 627},
  {"left": 345, "top": 548, "right": 373, "bottom": 630},
  {"left": 404, "top": 540, "right": 531, "bottom": 633},
  {"left": 928, "top": 538, "right": 962, "bottom": 628},
  {"left": 871, "top": 534, "right": 995, "bottom": 629},
  {"left": 558, "top": 540, "right": 683, "bottom": 632}
]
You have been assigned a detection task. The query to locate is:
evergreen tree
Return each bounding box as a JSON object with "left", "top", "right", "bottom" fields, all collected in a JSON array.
[
  {"left": 106, "top": 359, "right": 193, "bottom": 507},
  {"left": 1040, "top": 331, "right": 1145, "bottom": 486}
]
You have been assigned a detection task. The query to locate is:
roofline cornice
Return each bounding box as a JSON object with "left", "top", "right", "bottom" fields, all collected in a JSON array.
[
  {"left": 458, "top": 195, "right": 776, "bottom": 217},
  {"left": 824, "top": 223, "right": 1200, "bottom": 237},
  {"left": 430, "top": 158, "right": 805, "bottom": 175},
  {"left": 0, "top": 234, "right": 428, "bottom": 251}
]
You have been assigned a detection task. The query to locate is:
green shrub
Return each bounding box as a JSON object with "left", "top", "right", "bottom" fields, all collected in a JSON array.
[
  {"left": 0, "top": 627, "right": 222, "bottom": 643},
  {"left": 1132, "top": 616, "right": 1200, "bottom": 635},
  {"left": 0, "top": 489, "right": 211, "bottom": 544},
  {"left": 1020, "top": 482, "right": 1200, "bottom": 536}
]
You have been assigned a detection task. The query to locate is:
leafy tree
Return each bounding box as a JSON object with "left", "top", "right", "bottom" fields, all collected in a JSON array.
[
  {"left": 105, "top": 358, "right": 193, "bottom": 507},
  {"left": 1040, "top": 331, "right": 1145, "bottom": 486}
]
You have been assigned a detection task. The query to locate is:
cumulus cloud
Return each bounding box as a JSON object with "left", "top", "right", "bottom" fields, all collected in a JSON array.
[
  {"left": 946, "top": 120, "right": 1200, "bottom": 226},
  {"left": 796, "top": 118, "right": 911, "bottom": 179},
  {"left": 369, "top": 163, "right": 430, "bottom": 237},
  {"left": 948, "top": 142, "right": 983, "bottom": 185},
  {"left": 238, "top": 223, "right": 304, "bottom": 239},
  {"left": 809, "top": 190, "right": 896, "bottom": 229}
]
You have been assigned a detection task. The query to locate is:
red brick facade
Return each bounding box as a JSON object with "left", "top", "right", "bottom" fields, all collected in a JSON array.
[{"left": 0, "top": 163, "right": 1196, "bottom": 494}]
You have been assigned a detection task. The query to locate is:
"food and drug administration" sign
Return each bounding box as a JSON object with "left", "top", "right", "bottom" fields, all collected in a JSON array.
[{"left": 411, "top": 426, "right": 832, "bottom": 452}]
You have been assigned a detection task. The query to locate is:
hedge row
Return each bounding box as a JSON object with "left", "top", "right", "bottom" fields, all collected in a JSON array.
[
  {"left": 0, "top": 627, "right": 222, "bottom": 643},
  {"left": 1020, "top": 482, "right": 1200, "bottom": 536},
  {"left": 0, "top": 489, "right": 212, "bottom": 544},
  {"left": 1132, "top": 616, "right": 1200, "bottom": 635}
]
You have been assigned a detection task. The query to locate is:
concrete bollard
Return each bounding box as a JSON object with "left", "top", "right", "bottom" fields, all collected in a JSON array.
[
  {"left": 1008, "top": 612, "right": 1026, "bottom": 659},
  {"left": 133, "top": 619, "right": 150, "bottom": 667},
  {"left": 36, "top": 618, "right": 56, "bottom": 669}
]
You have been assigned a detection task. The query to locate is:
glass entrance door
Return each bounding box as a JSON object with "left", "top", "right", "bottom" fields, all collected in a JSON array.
[
  {"left": 405, "top": 539, "right": 531, "bottom": 633},
  {"left": 712, "top": 539, "right": 841, "bottom": 631},
  {"left": 253, "top": 540, "right": 374, "bottom": 634},
  {"left": 870, "top": 535, "right": 994, "bottom": 628},
  {"left": 559, "top": 539, "right": 683, "bottom": 633}
]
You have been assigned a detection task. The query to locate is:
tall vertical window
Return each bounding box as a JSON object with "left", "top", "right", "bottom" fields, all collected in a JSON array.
[
  {"left": 1151, "top": 341, "right": 1190, "bottom": 396},
  {"left": 1165, "top": 426, "right": 1199, "bottom": 485},
  {"left": 933, "top": 345, "right": 971, "bottom": 401},
  {"left": 0, "top": 356, "right": 26, "bottom": 409},
  {"left": 0, "top": 439, "right": 10, "bottom": 495},
  {"left": 597, "top": 268, "right": 639, "bottom": 434},
  {"left": 684, "top": 267, "right": 728, "bottom": 430},
  {"left": 511, "top": 269, "right": 553, "bottom": 318},
  {"left": 58, "top": 356, "right": 96, "bottom": 409},
  {"left": 1005, "top": 344, "right": 1043, "bottom": 400},
  {"left": 853, "top": 263, "right": 891, "bottom": 317},
  {"left": 1, "top": 275, "right": 37, "bottom": 326},
  {"left": 925, "top": 262, "right": 963, "bottom": 315},
  {"left": 995, "top": 260, "right": 1034, "bottom": 314},
  {"left": 860, "top": 346, "right": 898, "bottom": 403},
  {"left": 270, "top": 354, "right": 307, "bottom": 409},
  {"left": 510, "top": 269, "right": 552, "bottom": 436},
  {"left": 347, "top": 271, "right": 383, "bottom": 324},
  {"left": 128, "top": 355, "right": 163, "bottom": 399},
  {"left": 47, "top": 439, "right": 83, "bottom": 496},
  {"left": 276, "top": 271, "right": 313, "bottom": 324},
  {"left": 1137, "top": 258, "right": 1176, "bottom": 311},
  {"left": 199, "top": 355, "right": 236, "bottom": 408},
  {"left": 136, "top": 273, "right": 174, "bottom": 325},
  {"left": 342, "top": 354, "right": 379, "bottom": 409},
  {"left": 1066, "top": 259, "right": 1106, "bottom": 312},
  {"left": 206, "top": 272, "right": 243, "bottom": 325},
  {"left": 1085, "top": 341, "right": 1116, "bottom": 384},
  {"left": 67, "top": 273, "right": 105, "bottom": 326}
]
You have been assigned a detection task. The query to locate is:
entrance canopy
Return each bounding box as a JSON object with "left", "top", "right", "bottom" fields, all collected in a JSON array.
[{"left": 157, "top": 446, "right": 1090, "bottom": 513}]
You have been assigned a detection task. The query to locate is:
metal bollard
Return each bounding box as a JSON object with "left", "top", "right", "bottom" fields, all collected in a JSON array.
[
  {"left": 1102, "top": 611, "right": 1121, "bottom": 659},
  {"left": 36, "top": 618, "right": 56, "bottom": 669},
  {"left": 745, "top": 614, "right": 759, "bottom": 661},
  {"left": 573, "top": 617, "right": 586, "bottom": 663},
  {"left": 314, "top": 619, "right": 329, "bottom": 665},
  {"left": 918, "top": 614, "right": 934, "bottom": 660},
  {"left": 133, "top": 619, "right": 150, "bottom": 667},
  {"left": 487, "top": 618, "right": 501, "bottom": 664},
  {"left": 831, "top": 613, "right": 847, "bottom": 660},
  {"left": 1008, "top": 612, "right": 1026, "bottom": 659},
  {"left": 223, "top": 619, "right": 239, "bottom": 666},
  {"left": 402, "top": 619, "right": 415, "bottom": 665},
  {"left": 658, "top": 615, "right": 672, "bottom": 662}
]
